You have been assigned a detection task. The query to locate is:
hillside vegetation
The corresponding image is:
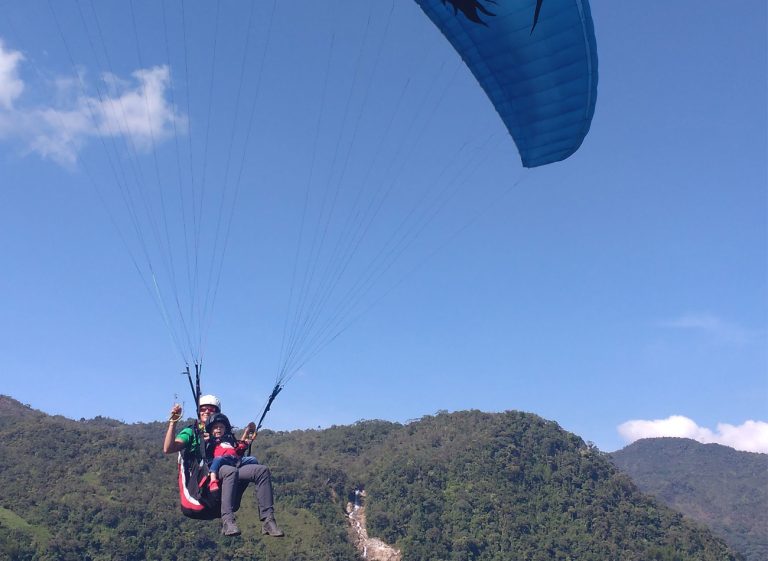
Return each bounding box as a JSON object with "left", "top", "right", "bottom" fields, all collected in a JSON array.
[
  {"left": 0, "top": 396, "right": 740, "bottom": 561},
  {"left": 611, "top": 437, "right": 768, "bottom": 561}
]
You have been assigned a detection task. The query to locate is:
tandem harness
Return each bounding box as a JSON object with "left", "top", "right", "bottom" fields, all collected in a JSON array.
[{"left": 176, "top": 425, "right": 220, "bottom": 520}]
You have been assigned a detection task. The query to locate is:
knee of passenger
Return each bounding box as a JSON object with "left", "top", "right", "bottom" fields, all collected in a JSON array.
[
  {"left": 219, "top": 465, "right": 237, "bottom": 479},
  {"left": 250, "top": 464, "right": 271, "bottom": 480}
]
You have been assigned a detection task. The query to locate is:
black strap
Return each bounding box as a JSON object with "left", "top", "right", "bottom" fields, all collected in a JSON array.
[
  {"left": 195, "top": 363, "right": 202, "bottom": 411},
  {"left": 256, "top": 383, "right": 283, "bottom": 432},
  {"left": 247, "top": 383, "right": 283, "bottom": 456},
  {"left": 185, "top": 366, "right": 197, "bottom": 410},
  {"left": 183, "top": 364, "right": 204, "bottom": 461}
]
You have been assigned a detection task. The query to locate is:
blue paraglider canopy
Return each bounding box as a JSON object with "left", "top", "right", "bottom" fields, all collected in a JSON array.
[{"left": 414, "top": 0, "right": 598, "bottom": 167}]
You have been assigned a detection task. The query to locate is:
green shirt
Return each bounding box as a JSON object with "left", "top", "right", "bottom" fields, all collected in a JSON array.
[{"left": 175, "top": 425, "right": 203, "bottom": 456}]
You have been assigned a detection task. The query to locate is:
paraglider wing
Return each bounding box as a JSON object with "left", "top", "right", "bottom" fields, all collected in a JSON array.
[{"left": 414, "top": 0, "right": 598, "bottom": 167}]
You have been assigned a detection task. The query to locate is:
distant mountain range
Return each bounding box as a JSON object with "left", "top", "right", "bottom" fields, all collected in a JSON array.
[
  {"left": 611, "top": 437, "right": 767, "bottom": 561},
  {"left": 0, "top": 395, "right": 745, "bottom": 560}
]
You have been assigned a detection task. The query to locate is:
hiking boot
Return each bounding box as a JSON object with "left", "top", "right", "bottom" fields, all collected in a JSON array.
[
  {"left": 261, "top": 517, "right": 285, "bottom": 537},
  {"left": 221, "top": 518, "right": 241, "bottom": 536}
]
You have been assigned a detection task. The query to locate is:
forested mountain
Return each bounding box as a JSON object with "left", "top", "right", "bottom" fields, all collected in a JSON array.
[
  {"left": 611, "top": 437, "right": 768, "bottom": 561},
  {"left": 0, "top": 395, "right": 741, "bottom": 561}
]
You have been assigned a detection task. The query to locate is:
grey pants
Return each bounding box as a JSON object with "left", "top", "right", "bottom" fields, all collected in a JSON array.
[{"left": 218, "top": 463, "right": 275, "bottom": 521}]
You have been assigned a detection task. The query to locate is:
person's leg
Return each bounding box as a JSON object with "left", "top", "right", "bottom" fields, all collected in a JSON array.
[
  {"left": 236, "top": 463, "right": 284, "bottom": 536},
  {"left": 236, "top": 463, "right": 274, "bottom": 520},
  {"left": 208, "top": 458, "right": 223, "bottom": 490},
  {"left": 218, "top": 464, "right": 241, "bottom": 536}
]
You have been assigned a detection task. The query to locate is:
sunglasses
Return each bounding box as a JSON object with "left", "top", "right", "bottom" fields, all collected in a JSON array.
[{"left": 198, "top": 406, "right": 219, "bottom": 413}]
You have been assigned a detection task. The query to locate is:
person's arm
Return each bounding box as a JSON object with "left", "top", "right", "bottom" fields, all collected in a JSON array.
[
  {"left": 240, "top": 421, "right": 257, "bottom": 443},
  {"left": 163, "top": 404, "right": 186, "bottom": 454},
  {"left": 235, "top": 422, "right": 257, "bottom": 456}
]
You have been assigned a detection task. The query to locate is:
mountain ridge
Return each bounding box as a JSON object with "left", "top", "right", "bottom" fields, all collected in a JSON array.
[
  {"left": 0, "top": 395, "right": 743, "bottom": 560},
  {"left": 611, "top": 436, "right": 767, "bottom": 561}
]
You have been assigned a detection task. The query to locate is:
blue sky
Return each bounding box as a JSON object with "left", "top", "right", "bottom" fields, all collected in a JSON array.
[{"left": 0, "top": 1, "right": 765, "bottom": 453}]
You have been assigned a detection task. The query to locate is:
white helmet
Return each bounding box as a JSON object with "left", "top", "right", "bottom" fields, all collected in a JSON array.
[{"left": 198, "top": 394, "right": 221, "bottom": 411}]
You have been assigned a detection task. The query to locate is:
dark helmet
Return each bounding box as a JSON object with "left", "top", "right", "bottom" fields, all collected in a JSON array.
[{"left": 205, "top": 413, "right": 232, "bottom": 434}]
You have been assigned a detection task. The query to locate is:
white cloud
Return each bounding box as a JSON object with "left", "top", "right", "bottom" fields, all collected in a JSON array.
[
  {"left": 0, "top": 42, "right": 184, "bottom": 165},
  {"left": 0, "top": 39, "right": 24, "bottom": 109},
  {"left": 92, "top": 66, "right": 182, "bottom": 148},
  {"left": 618, "top": 415, "right": 768, "bottom": 453},
  {"left": 660, "top": 313, "right": 752, "bottom": 344}
]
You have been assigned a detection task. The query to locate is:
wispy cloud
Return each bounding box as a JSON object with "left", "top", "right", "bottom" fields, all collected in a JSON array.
[
  {"left": 659, "top": 313, "right": 754, "bottom": 345},
  {"left": 0, "top": 39, "right": 24, "bottom": 109},
  {"left": 0, "top": 39, "right": 184, "bottom": 166},
  {"left": 618, "top": 415, "right": 768, "bottom": 453}
]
